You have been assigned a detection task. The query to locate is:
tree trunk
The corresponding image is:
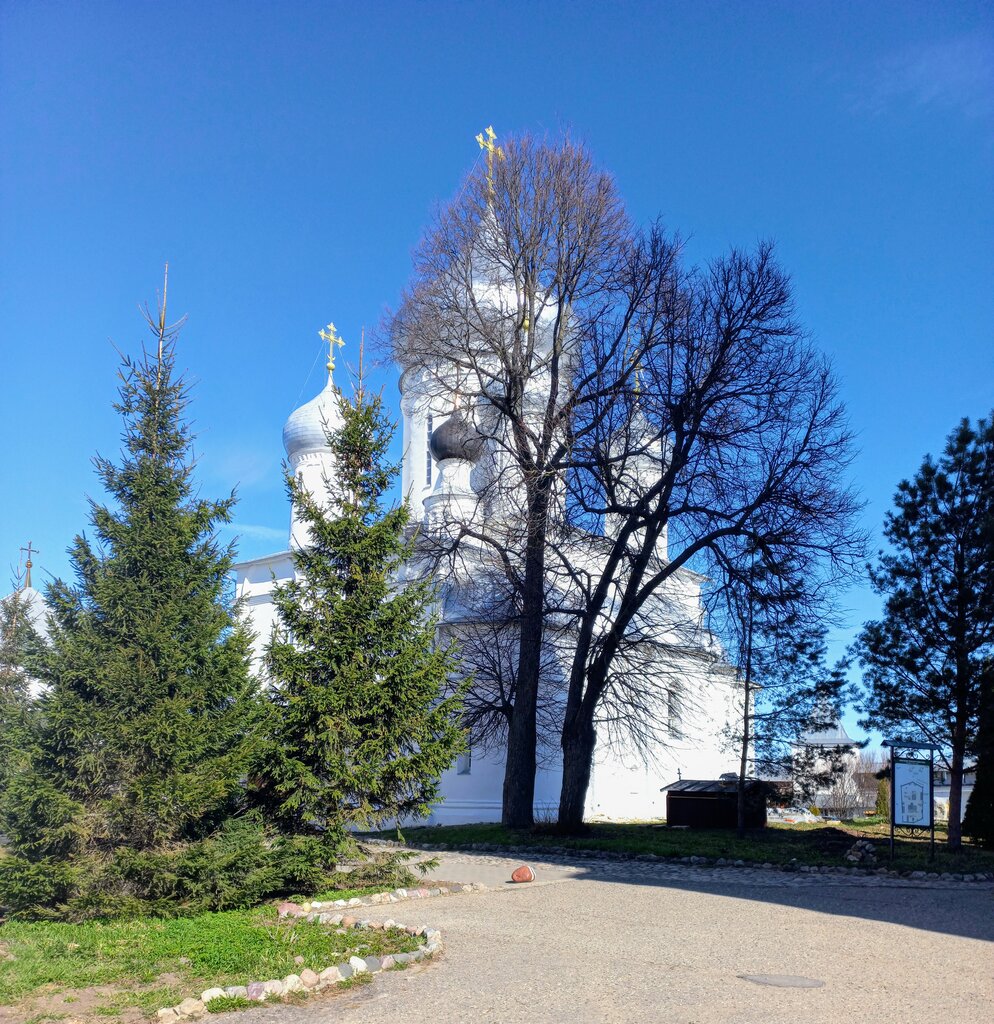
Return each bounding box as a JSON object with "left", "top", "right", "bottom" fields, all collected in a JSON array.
[
  {"left": 737, "top": 588, "right": 755, "bottom": 838},
  {"left": 558, "top": 715, "right": 597, "bottom": 833},
  {"left": 557, "top": 649, "right": 612, "bottom": 831},
  {"left": 736, "top": 690, "right": 750, "bottom": 839},
  {"left": 947, "top": 739, "right": 965, "bottom": 850},
  {"left": 501, "top": 488, "right": 550, "bottom": 829}
]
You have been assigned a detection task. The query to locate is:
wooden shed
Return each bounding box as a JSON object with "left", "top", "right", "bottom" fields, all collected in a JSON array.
[{"left": 661, "top": 778, "right": 768, "bottom": 829}]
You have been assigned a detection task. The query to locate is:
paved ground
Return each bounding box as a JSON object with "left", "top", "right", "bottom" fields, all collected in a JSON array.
[{"left": 236, "top": 849, "right": 994, "bottom": 1024}]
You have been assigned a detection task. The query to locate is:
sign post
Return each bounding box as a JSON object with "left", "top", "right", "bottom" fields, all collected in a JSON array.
[{"left": 883, "top": 740, "right": 939, "bottom": 862}]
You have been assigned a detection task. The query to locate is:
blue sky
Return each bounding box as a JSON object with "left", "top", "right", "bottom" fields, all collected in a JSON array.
[{"left": 1, "top": 1, "right": 992, "bottom": 738}]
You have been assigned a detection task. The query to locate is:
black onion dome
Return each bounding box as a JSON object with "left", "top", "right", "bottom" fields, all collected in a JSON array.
[{"left": 430, "top": 409, "right": 485, "bottom": 463}]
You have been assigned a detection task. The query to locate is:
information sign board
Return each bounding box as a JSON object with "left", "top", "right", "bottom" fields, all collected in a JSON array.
[{"left": 893, "top": 758, "right": 932, "bottom": 827}]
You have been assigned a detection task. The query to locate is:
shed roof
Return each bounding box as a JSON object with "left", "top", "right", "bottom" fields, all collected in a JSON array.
[{"left": 661, "top": 779, "right": 765, "bottom": 794}]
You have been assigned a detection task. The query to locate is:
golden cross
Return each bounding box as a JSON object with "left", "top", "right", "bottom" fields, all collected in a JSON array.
[
  {"left": 318, "top": 322, "right": 345, "bottom": 376},
  {"left": 475, "top": 124, "right": 504, "bottom": 196},
  {"left": 19, "top": 541, "right": 38, "bottom": 590}
]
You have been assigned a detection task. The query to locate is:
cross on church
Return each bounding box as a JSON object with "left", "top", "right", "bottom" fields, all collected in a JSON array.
[
  {"left": 19, "top": 541, "right": 38, "bottom": 589},
  {"left": 475, "top": 125, "right": 504, "bottom": 196},
  {"left": 318, "top": 322, "right": 344, "bottom": 376}
]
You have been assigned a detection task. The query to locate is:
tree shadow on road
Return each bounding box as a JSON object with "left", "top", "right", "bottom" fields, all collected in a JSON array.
[{"left": 422, "top": 847, "right": 994, "bottom": 944}]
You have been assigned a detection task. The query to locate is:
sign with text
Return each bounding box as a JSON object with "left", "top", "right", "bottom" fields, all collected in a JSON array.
[{"left": 893, "top": 758, "right": 932, "bottom": 827}]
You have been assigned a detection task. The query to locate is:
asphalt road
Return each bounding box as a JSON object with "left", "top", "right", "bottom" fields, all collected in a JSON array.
[{"left": 234, "top": 850, "right": 994, "bottom": 1024}]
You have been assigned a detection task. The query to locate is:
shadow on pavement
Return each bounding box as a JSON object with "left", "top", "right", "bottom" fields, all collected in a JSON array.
[{"left": 417, "top": 846, "right": 994, "bottom": 945}]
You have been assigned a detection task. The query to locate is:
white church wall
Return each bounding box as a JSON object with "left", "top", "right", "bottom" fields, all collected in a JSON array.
[
  {"left": 408, "top": 745, "right": 564, "bottom": 826},
  {"left": 233, "top": 551, "right": 295, "bottom": 672},
  {"left": 584, "top": 657, "right": 742, "bottom": 822}
]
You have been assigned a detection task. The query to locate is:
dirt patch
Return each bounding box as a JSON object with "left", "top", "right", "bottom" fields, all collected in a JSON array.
[{"left": 0, "top": 977, "right": 190, "bottom": 1024}]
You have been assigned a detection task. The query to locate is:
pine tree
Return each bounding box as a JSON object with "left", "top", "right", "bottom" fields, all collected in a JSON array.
[
  {"left": 857, "top": 414, "right": 994, "bottom": 848},
  {"left": 261, "top": 369, "right": 465, "bottom": 847},
  {"left": 963, "top": 668, "right": 994, "bottom": 847},
  {"left": 1, "top": 294, "right": 260, "bottom": 864}
]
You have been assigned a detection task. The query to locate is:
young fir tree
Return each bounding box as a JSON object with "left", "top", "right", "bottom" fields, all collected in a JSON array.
[
  {"left": 262, "top": 363, "right": 465, "bottom": 849},
  {"left": 1, "top": 293, "right": 260, "bottom": 864}
]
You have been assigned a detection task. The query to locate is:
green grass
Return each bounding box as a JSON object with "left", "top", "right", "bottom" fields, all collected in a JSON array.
[
  {"left": 299, "top": 884, "right": 392, "bottom": 902},
  {"left": 205, "top": 995, "right": 254, "bottom": 1013},
  {"left": 0, "top": 905, "right": 421, "bottom": 1013},
  {"left": 385, "top": 819, "right": 994, "bottom": 874},
  {"left": 336, "top": 972, "right": 374, "bottom": 990}
]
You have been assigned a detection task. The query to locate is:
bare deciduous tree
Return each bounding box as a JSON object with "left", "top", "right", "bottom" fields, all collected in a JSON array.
[
  {"left": 553, "top": 246, "right": 865, "bottom": 830},
  {"left": 392, "top": 136, "right": 639, "bottom": 827},
  {"left": 392, "top": 135, "right": 863, "bottom": 831}
]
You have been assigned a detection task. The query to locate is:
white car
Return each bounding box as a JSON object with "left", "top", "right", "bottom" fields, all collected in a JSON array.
[{"left": 770, "top": 806, "right": 820, "bottom": 824}]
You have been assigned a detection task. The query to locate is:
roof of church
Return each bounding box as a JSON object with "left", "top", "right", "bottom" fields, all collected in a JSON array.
[
  {"left": 282, "top": 378, "right": 343, "bottom": 458},
  {"left": 430, "top": 409, "right": 485, "bottom": 463},
  {"left": 1, "top": 585, "right": 48, "bottom": 637},
  {"left": 799, "top": 720, "right": 855, "bottom": 746}
]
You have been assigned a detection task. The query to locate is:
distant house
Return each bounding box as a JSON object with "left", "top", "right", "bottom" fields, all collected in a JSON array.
[
  {"left": 932, "top": 767, "right": 976, "bottom": 823},
  {"left": 791, "top": 717, "right": 865, "bottom": 818}
]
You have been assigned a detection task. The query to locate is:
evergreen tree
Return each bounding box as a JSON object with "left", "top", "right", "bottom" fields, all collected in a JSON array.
[
  {"left": 0, "top": 590, "right": 37, "bottom": 792},
  {"left": 962, "top": 666, "right": 994, "bottom": 847},
  {"left": 261, "top": 369, "right": 465, "bottom": 848},
  {"left": 714, "top": 543, "right": 855, "bottom": 835},
  {"left": 857, "top": 414, "right": 994, "bottom": 848},
  {"left": 1, "top": 298, "right": 260, "bottom": 864}
]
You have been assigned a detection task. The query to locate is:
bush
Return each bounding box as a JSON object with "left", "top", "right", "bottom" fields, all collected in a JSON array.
[
  {"left": 0, "top": 858, "right": 73, "bottom": 918},
  {"left": 875, "top": 778, "right": 890, "bottom": 817},
  {"left": 0, "top": 814, "right": 345, "bottom": 921},
  {"left": 321, "top": 846, "right": 437, "bottom": 893}
]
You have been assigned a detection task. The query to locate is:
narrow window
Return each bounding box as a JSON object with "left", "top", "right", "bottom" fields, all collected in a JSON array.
[
  {"left": 668, "top": 689, "right": 683, "bottom": 740},
  {"left": 426, "top": 414, "right": 434, "bottom": 486},
  {"left": 456, "top": 746, "right": 472, "bottom": 775}
]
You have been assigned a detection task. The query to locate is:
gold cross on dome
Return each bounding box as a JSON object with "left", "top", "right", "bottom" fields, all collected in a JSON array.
[
  {"left": 475, "top": 124, "right": 505, "bottom": 196},
  {"left": 318, "top": 322, "right": 345, "bottom": 375}
]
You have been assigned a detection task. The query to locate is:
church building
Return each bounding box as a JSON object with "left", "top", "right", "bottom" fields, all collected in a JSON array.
[{"left": 233, "top": 334, "right": 743, "bottom": 826}]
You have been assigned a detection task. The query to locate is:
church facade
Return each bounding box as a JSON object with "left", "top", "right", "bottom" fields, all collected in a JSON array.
[{"left": 233, "top": 347, "right": 744, "bottom": 826}]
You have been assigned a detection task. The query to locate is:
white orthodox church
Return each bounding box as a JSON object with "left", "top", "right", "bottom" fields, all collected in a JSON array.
[{"left": 233, "top": 345, "right": 743, "bottom": 826}]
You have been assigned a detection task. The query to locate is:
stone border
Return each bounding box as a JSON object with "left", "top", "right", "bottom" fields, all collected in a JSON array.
[
  {"left": 155, "top": 884, "right": 488, "bottom": 1020},
  {"left": 381, "top": 839, "right": 994, "bottom": 883},
  {"left": 280, "top": 880, "right": 488, "bottom": 915}
]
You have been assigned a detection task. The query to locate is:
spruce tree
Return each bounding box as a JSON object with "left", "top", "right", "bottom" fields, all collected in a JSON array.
[
  {"left": 262, "top": 368, "right": 465, "bottom": 847},
  {"left": 1, "top": 297, "right": 260, "bottom": 864},
  {"left": 0, "top": 590, "right": 36, "bottom": 793}
]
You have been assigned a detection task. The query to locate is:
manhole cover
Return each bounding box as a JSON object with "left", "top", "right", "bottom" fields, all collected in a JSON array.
[{"left": 739, "top": 974, "right": 825, "bottom": 989}]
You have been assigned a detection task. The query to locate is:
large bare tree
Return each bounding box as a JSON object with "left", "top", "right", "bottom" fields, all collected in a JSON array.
[
  {"left": 392, "top": 135, "right": 862, "bottom": 831},
  {"left": 391, "top": 135, "right": 640, "bottom": 827},
  {"left": 553, "top": 246, "right": 864, "bottom": 829}
]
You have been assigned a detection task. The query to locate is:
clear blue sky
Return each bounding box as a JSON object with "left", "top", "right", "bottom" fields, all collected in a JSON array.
[{"left": 2, "top": 1, "right": 992, "bottom": 738}]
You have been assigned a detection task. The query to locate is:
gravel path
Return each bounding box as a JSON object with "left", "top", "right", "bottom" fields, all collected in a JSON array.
[{"left": 228, "top": 849, "right": 994, "bottom": 1024}]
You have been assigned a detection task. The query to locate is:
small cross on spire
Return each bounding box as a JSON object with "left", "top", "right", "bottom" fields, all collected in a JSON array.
[
  {"left": 19, "top": 541, "right": 38, "bottom": 590},
  {"left": 475, "top": 124, "right": 505, "bottom": 197},
  {"left": 318, "top": 322, "right": 345, "bottom": 379}
]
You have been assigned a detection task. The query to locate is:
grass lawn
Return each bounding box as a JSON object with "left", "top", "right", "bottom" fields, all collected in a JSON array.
[
  {"left": 0, "top": 903, "right": 421, "bottom": 1023},
  {"left": 386, "top": 817, "right": 994, "bottom": 875}
]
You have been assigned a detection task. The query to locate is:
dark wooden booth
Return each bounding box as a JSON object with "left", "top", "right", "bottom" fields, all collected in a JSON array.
[{"left": 662, "top": 779, "right": 768, "bottom": 828}]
